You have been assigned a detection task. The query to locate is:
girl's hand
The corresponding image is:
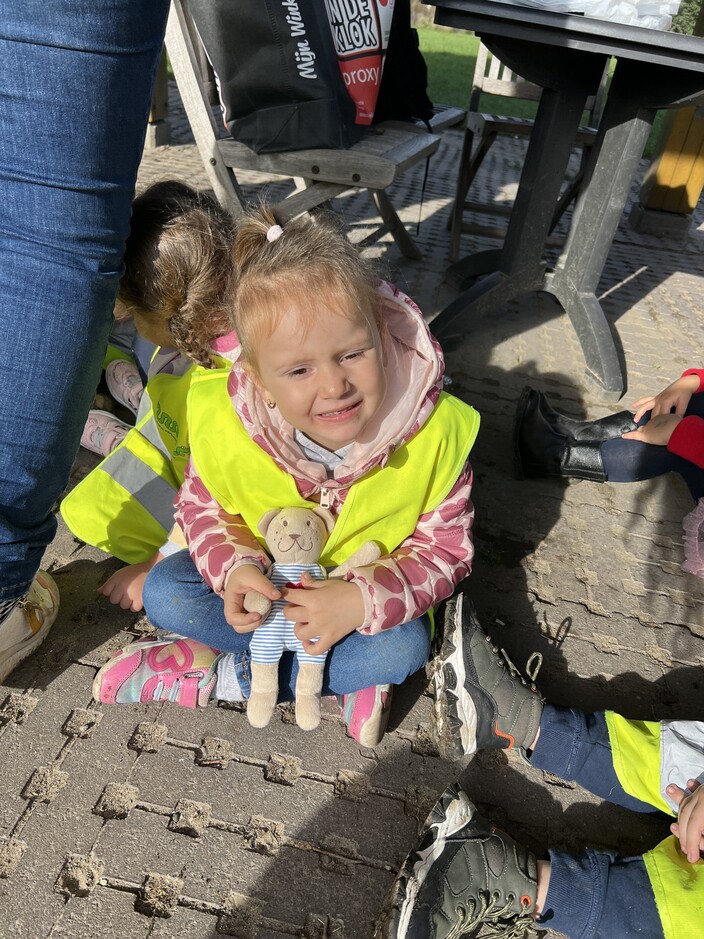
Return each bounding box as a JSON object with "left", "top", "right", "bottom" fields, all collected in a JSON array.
[
  {"left": 621, "top": 413, "right": 682, "bottom": 446},
  {"left": 98, "top": 552, "right": 163, "bottom": 612},
  {"left": 668, "top": 779, "right": 704, "bottom": 863},
  {"left": 632, "top": 374, "right": 699, "bottom": 423},
  {"left": 284, "top": 577, "right": 365, "bottom": 656},
  {"left": 224, "top": 564, "right": 280, "bottom": 632}
]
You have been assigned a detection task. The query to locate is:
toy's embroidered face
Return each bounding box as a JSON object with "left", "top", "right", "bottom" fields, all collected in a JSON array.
[
  {"left": 254, "top": 299, "right": 387, "bottom": 452},
  {"left": 265, "top": 508, "right": 329, "bottom": 563}
]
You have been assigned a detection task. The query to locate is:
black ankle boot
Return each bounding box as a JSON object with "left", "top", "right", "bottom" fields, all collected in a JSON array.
[
  {"left": 532, "top": 388, "right": 636, "bottom": 442},
  {"left": 514, "top": 387, "right": 633, "bottom": 481}
]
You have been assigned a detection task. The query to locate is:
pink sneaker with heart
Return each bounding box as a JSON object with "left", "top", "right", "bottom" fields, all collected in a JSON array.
[{"left": 92, "top": 635, "right": 220, "bottom": 708}]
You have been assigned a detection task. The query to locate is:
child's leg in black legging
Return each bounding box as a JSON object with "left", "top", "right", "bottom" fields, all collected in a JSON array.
[{"left": 600, "top": 391, "right": 704, "bottom": 500}]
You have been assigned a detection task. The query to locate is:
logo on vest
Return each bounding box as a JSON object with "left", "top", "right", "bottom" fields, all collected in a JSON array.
[{"left": 155, "top": 401, "right": 179, "bottom": 440}]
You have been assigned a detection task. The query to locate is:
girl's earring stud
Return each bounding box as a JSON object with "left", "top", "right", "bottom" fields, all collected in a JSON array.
[{"left": 266, "top": 399, "right": 276, "bottom": 409}]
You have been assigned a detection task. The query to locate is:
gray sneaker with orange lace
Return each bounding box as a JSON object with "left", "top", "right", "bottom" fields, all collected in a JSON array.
[
  {"left": 376, "top": 782, "right": 538, "bottom": 939},
  {"left": 430, "top": 593, "right": 544, "bottom": 761}
]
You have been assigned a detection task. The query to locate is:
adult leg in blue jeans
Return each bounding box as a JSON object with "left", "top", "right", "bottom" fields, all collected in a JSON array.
[{"left": 0, "top": 1, "right": 171, "bottom": 680}]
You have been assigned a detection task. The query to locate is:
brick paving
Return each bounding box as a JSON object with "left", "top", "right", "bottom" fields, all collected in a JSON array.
[{"left": 1, "top": 85, "right": 703, "bottom": 938}]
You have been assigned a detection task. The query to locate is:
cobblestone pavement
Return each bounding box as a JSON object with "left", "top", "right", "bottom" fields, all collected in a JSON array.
[{"left": 1, "top": 86, "right": 703, "bottom": 938}]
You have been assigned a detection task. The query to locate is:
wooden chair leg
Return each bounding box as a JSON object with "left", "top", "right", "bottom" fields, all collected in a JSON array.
[
  {"left": 370, "top": 190, "right": 422, "bottom": 260},
  {"left": 447, "top": 127, "right": 477, "bottom": 233},
  {"left": 448, "top": 131, "right": 497, "bottom": 263}
]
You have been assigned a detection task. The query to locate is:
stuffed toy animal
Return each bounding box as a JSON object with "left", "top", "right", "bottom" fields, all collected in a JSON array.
[{"left": 244, "top": 506, "right": 379, "bottom": 731}]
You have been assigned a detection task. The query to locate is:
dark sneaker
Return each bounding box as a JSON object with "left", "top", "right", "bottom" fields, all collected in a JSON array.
[
  {"left": 376, "top": 782, "right": 538, "bottom": 939},
  {"left": 430, "top": 593, "right": 543, "bottom": 761}
]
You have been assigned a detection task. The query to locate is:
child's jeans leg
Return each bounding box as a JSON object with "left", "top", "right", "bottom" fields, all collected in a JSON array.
[
  {"left": 277, "top": 614, "right": 432, "bottom": 699},
  {"left": 539, "top": 847, "right": 663, "bottom": 939},
  {"left": 530, "top": 705, "right": 659, "bottom": 813},
  {"left": 142, "top": 549, "right": 251, "bottom": 653},
  {"left": 144, "top": 553, "right": 431, "bottom": 699}
]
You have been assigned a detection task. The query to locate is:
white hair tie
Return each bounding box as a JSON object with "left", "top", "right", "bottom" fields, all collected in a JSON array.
[{"left": 266, "top": 224, "right": 283, "bottom": 242}]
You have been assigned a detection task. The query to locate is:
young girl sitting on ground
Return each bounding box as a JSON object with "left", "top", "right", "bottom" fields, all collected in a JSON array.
[
  {"left": 61, "top": 179, "right": 238, "bottom": 612},
  {"left": 515, "top": 370, "right": 704, "bottom": 576},
  {"left": 92, "top": 206, "right": 480, "bottom": 747}
]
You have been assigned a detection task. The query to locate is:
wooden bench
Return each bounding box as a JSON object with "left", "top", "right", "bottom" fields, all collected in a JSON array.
[{"left": 165, "top": 0, "right": 442, "bottom": 259}]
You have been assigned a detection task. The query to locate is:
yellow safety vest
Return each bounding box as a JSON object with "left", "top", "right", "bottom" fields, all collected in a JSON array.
[
  {"left": 605, "top": 712, "right": 704, "bottom": 938},
  {"left": 61, "top": 358, "right": 227, "bottom": 564},
  {"left": 187, "top": 369, "right": 480, "bottom": 567}
]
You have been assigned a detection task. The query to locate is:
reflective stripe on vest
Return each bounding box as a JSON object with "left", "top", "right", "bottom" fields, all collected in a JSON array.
[
  {"left": 102, "top": 444, "right": 177, "bottom": 531},
  {"left": 187, "top": 370, "right": 480, "bottom": 567},
  {"left": 60, "top": 418, "right": 181, "bottom": 564},
  {"left": 139, "top": 410, "right": 171, "bottom": 458},
  {"left": 644, "top": 836, "right": 704, "bottom": 939},
  {"left": 60, "top": 365, "right": 205, "bottom": 563}
]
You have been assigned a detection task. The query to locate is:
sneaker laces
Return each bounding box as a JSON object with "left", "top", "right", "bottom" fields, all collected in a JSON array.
[
  {"left": 484, "top": 634, "right": 543, "bottom": 691},
  {"left": 447, "top": 891, "right": 536, "bottom": 939}
]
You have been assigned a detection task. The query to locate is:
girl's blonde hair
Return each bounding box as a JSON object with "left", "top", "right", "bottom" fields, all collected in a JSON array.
[
  {"left": 231, "top": 205, "right": 381, "bottom": 372},
  {"left": 117, "top": 180, "right": 236, "bottom": 367}
]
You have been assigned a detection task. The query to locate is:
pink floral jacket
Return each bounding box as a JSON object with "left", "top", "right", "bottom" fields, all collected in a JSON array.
[{"left": 175, "top": 282, "right": 476, "bottom": 634}]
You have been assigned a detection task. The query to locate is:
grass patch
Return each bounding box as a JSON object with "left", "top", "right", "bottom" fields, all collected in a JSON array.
[{"left": 417, "top": 25, "right": 665, "bottom": 158}]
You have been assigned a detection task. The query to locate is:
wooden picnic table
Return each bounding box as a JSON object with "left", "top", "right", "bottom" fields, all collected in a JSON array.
[{"left": 426, "top": 0, "right": 704, "bottom": 397}]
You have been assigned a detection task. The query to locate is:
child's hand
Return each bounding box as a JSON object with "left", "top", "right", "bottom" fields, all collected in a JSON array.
[
  {"left": 98, "top": 552, "right": 162, "bottom": 612},
  {"left": 224, "top": 564, "right": 280, "bottom": 633},
  {"left": 668, "top": 779, "right": 704, "bottom": 863},
  {"left": 283, "top": 577, "right": 365, "bottom": 655},
  {"left": 621, "top": 413, "right": 682, "bottom": 446},
  {"left": 632, "top": 374, "right": 699, "bottom": 423}
]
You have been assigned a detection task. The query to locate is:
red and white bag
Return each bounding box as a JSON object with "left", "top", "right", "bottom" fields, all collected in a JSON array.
[{"left": 324, "top": 0, "right": 396, "bottom": 126}]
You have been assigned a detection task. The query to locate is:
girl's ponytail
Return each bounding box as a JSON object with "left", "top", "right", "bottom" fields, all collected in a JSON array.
[{"left": 118, "top": 180, "right": 236, "bottom": 367}]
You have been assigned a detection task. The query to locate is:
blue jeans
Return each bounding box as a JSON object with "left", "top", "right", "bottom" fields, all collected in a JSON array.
[
  {"left": 0, "top": 1, "right": 170, "bottom": 601},
  {"left": 533, "top": 706, "right": 664, "bottom": 938},
  {"left": 601, "top": 392, "right": 704, "bottom": 500},
  {"left": 142, "top": 550, "right": 432, "bottom": 699}
]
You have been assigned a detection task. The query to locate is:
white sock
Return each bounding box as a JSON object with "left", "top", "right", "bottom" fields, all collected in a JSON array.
[{"left": 215, "top": 653, "right": 245, "bottom": 702}]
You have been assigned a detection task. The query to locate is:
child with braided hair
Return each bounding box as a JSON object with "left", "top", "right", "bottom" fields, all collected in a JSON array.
[{"left": 62, "top": 179, "right": 239, "bottom": 612}]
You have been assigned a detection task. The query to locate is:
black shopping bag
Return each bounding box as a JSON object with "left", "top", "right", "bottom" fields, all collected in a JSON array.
[
  {"left": 188, "top": 0, "right": 364, "bottom": 153},
  {"left": 373, "top": 0, "right": 434, "bottom": 125}
]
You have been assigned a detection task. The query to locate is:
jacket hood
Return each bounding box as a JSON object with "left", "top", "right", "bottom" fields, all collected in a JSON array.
[{"left": 225, "top": 282, "right": 444, "bottom": 495}]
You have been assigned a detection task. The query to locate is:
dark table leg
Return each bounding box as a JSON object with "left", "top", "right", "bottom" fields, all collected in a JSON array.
[
  {"left": 545, "top": 64, "right": 656, "bottom": 396},
  {"left": 432, "top": 67, "right": 601, "bottom": 342}
]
